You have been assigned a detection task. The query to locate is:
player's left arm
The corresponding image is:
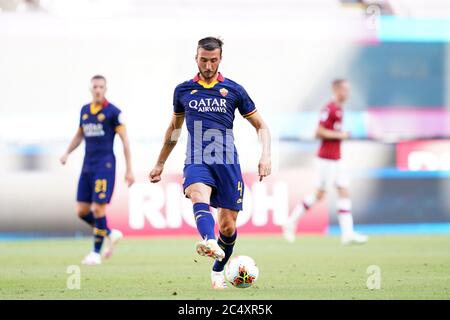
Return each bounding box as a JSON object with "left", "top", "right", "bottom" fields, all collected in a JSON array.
[
  {"left": 246, "top": 112, "right": 272, "bottom": 181},
  {"left": 116, "top": 125, "right": 135, "bottom": 187}
]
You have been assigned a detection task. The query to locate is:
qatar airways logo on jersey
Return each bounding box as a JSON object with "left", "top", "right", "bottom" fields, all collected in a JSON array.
[
  {"left": 82, "top": 123, "right": 105, "bottom": 137},
  {"left": 188, "top": 98, "right": 227, "bottom": 113}
]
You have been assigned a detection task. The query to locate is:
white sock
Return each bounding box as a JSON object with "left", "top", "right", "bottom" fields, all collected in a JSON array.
[
  {"left": 288, "top": 204, "right": 305, "bottom": 224},
  {"left": 303, "top": 194, "right": 317, "bottom": 209},
  {"left": 212, "top": 270, "right": 224, "bottom": 275},
  {"left": 288, "top": 194, "right": 317, "bottom": 224},
  {"left": 337, "top": 198, "right": 354, "bottom": 236}
]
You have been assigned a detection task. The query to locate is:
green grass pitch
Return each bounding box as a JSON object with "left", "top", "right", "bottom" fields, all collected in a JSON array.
[{"left": 0, "top": 235, "right": 449, "bottom": 299}]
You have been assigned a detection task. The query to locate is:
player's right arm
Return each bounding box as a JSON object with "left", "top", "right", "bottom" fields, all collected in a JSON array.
[
  {"left": 149, "top": 114, "right": 185, "bottom": 183},
  {"left": 315, "top": 125, "right": 349, "bottom": 140},
  {"left": 60, "top": 127, "right": 84, "bottom": 165}
]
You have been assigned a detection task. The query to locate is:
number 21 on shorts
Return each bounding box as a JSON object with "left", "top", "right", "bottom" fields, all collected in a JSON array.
[{"left": 95, "top": 179, "right": 107, "bottom": 193}]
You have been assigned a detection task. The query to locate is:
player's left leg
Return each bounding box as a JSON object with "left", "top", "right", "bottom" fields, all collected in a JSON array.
[
  {"left": 335, "top": 179, "right": 368, "bottom": 245},
  {"left": 211, "top": 208, "right": 238, "bottom": 289},
  {"left": 334, "top": 160, "right": 368, "bottom": 245},
  {"left": 207, "top": 163, "right": 243, "bottom": 289}
]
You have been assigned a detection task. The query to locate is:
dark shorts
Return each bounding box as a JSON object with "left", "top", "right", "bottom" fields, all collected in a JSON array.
[
  {"left": 183, "top": 163, "right": 244, "bottom": 212},
  {"left": 76, "top": 171, "right": 116, "bottom": 204}
]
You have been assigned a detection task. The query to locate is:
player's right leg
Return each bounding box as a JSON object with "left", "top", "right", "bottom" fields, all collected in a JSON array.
[
  {"left": 76, "top": 172, "right": 96, "bottom": 226},
  {"left": 81, "top": 202, "right": 109, "bottom": 265},
  {"left": 185, "top": 183, "right": 225, "bottom": 261},
  {"left": 77, "top": 202, "right": 94, "bottom": 226},
  {"left": 282, "top": 157, "right": 331, "bottom": 242},
  {"left": 282, "top": 189, "right": 325, "bottom": 242},
  {"left": 77, "top": 172, "right": 100, "bottom": 264},
  {"left": 76, "top": 200, "right": 113, "bottom": 238},
  {"left": 76, "top": 172, "right": 112, "bottom": 233},
  {"left": 183, "top": 164, "right": 224, "bottom": 261}
]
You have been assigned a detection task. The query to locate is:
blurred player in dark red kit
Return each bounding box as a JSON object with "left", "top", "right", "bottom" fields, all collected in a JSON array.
[{"left": 283, "top": 79, "right": 368, "bottom": 245}]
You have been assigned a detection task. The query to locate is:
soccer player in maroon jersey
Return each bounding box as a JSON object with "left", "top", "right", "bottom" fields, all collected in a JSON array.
[{"left": 282, "top": 79, "right": 368, "bottom": 245}]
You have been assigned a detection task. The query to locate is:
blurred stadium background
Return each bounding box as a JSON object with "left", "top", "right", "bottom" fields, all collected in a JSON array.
[{"left": 1, "top": 0, "right": 450, "bottom": 239}]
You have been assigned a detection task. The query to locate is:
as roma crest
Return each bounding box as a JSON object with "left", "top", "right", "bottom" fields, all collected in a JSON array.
[
  {"left": 220, "top": 88, "right": 228, "bottom": 97},
  {"left": 97, "top": 113, "right": 106, "bottom": 122}
]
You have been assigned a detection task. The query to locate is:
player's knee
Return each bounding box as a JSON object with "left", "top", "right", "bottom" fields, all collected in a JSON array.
[
  {"left": 187, "top": 190, "right": 208, "bottom": 204},
  {"left": 76, "top": 205, "right": 90, "bottom": 218},
  {"left": 91, "top": 205, "right": 106, "bottom": 218},
  {"left": 337, "top": 187, "right": 350, "bottom": 198},
  {"left": 77, "top": 210, "right": 88, "bottom": 219},
  {"left": 220, "top": 223, "right": 236, "bottom": 237},
  {"left": 316, "top": 191, "right": 326, "bottom": 201}
]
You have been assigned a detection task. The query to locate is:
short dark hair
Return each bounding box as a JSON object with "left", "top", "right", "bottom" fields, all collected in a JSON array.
[
  {"left": 197, "top": 37, "right": 223, "bottom": 55},
  {"left": 332, "top": 78, "right": 347, "bottom": 88},
  {"left": 91, "top": 74, "right": 106, "bottom": 82}
]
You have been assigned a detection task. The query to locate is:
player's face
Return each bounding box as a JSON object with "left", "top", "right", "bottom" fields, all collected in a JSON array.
[
  {"left": 334, "top": 81, "right": 350, "bottom": 103},
  {"left": 90, "top": 79, "right": 107, "bottom": 104},
  {"left": 195, "top": 48, "right": 221, "bottom": 81}
]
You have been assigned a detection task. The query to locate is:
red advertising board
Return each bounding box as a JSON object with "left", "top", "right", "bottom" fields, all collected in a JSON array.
[
  {"left": 397, "top": 140, "right": 450, "bottom": 171},
  {"left": 107, "top": 169, "right": 329, "bottom": 236}
]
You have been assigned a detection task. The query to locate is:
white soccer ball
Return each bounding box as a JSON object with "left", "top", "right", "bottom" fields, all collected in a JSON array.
[{"left": 225, "top": 255, "right": 259, "bottom": 288}]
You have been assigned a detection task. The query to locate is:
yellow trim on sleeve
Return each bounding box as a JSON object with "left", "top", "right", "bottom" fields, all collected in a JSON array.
[
  {"left": 243, "top": 109, "right": 257, "bottom": 119},
  {"left": 115, "top": 124, "right": 126, "bottom": 133}
]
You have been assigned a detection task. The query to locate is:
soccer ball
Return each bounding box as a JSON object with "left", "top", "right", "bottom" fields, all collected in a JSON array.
[{"left": 225, "top": 255, "right": 259, "bottom": 288}]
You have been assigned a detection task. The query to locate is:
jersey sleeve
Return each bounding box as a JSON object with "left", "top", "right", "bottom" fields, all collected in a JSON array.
[
  {"left": 111, "top": 108, "right": 125, "bottom": 130},
  {"left": 319, "top": 107, "right": 335, "bottom": 129},
  {"left": 79, "top": 107, "right": 86, "bottom": 128},
  {"left": 237, "top": 86, "right": 257, "bottom": 119},
  {"left": 173, "top": 86, "right": 185, "bottom": 116}
]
